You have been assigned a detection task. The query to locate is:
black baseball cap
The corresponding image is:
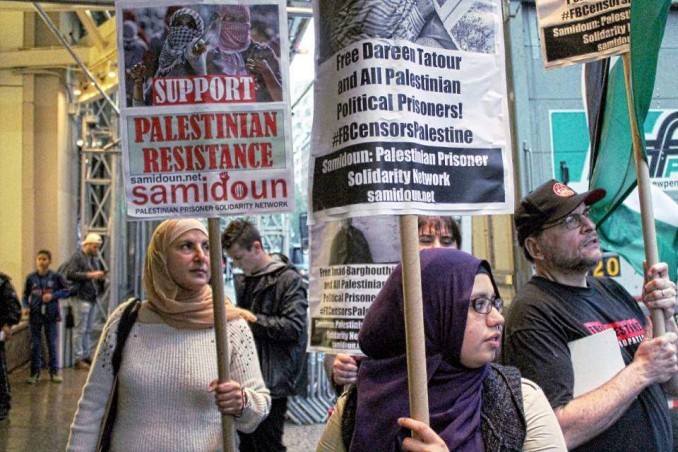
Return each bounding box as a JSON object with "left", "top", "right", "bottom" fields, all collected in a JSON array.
[{"left": 515, "top": 179, "right": 606, "bottom": 247}]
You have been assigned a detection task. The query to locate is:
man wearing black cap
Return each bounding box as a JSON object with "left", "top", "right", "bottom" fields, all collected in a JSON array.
[{"left": 502, "top": 179, "right": 678, "bottom": 451}]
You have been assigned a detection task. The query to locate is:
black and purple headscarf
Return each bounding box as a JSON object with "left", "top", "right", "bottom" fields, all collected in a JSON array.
[{"left": 351, "top": 248, "right": 498, "bottom": 452}]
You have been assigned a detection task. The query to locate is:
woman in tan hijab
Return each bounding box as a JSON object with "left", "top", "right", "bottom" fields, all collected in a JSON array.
[{"left": 67, "top": 219, "right": 271, "bottom": 451}]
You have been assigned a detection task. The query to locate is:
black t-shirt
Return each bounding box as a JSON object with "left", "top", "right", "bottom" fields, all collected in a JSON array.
[{"left": 501, "top": 276, "right": 672, "bottom": 452}]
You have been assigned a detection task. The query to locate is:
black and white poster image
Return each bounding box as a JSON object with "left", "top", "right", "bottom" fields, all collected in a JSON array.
[
  {"left": 316, "top": 0, "right": 498, "bottom": 64},
  {"left": 308, "top": 216, "right": 400, "bottom": 353}
]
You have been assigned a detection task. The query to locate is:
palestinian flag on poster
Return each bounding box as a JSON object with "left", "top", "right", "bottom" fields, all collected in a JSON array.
[{"left": 585, "top": 0, "right": 677, "bottom": 281}]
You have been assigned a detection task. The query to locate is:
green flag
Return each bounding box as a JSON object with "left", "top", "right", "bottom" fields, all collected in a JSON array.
[
  {"left": 587, "top": 0, "right": 675, "bottom": 281},
  {"left": 596, "top": 186, "right": 678, "bottom": 283}
]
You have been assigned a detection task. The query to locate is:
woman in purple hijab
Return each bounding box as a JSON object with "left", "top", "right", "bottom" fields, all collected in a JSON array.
[{"left": 317, "top": 249, "right": 565, "bottom": 451}]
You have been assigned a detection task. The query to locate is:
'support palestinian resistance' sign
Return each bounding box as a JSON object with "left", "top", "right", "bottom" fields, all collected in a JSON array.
[
  {"left": 537, "top": 0, "right": 631, "bottom": 68},
  {"left": 116, "top": 0, "right": 294, "bottom": 219}
]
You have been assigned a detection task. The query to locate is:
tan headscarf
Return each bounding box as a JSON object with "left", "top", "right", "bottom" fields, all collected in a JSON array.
[{"left": 138, "top": 219, "right": 215, "bottom": 329}]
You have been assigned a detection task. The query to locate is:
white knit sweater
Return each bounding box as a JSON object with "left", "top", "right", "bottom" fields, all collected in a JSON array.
[{"left": 67, "top": 300, "right": 271, "bottom": 452}]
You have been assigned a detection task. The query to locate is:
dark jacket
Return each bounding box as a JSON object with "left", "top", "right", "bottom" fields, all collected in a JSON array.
[
  {"left": 234, "top": 254, "right": 308, "bottom": 398},
  {"left": 22, "top": 270, "right": 70, "bottom": 323},
  {"left": 0, "top": 273, "right": 21, "bottom": 328},
  {"left": 480, "top": 365, "right": 527, "bottom": 451},
  {"left": 64, "top": 250, "right": 103, "bottom": 303}
]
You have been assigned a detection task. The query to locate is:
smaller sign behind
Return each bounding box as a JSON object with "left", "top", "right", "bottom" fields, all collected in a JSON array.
[{"left": 537, "top": 0, "right": 630, "bottom": 68}]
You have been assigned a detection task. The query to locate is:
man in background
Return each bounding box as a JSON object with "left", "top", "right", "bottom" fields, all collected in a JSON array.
[
  {"left": 0, "top": 272, "right": 21, "bottom": 421},
  {"left": 222, "top": 219, "right": 307, "bottom": 451},
  {"left": 64, "top": 233, "right": 106, "bottom": 371},
  {"left": 502, "top": 179, "right": 678, "bottom": 451}
]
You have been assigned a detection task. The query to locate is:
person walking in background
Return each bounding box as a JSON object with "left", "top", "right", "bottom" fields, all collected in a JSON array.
[
  {"left": 223, "top": 219, "right": 308, "bottom": 452},
  {"left": 22, "top": 250, "right": 70, "bottom": 384},
  {"left": 0, "top": 272, "right": 22, "bottom": 421},
  {"left": 502, "top": 179, "right": 678, "bottom": 451},
  {"left": 63, "top": 233, "right": 107, "bottom": 371},
  {"left": 67, "top": 219, "right": 270, "bottom": 451},
  {"left": 317, "top": 249, "right": 566, "bottom": 451}
]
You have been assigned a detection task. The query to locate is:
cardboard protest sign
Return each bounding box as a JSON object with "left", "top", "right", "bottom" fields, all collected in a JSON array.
[
  {"left": 309, "top": 0, "right": 514, "bottom": 223},
  {"left": 537, "top": 0, "right": 630, "bottom": 68},
  {"left": 116, "top": 0, "right": 294, "bottom": 220},
  {"left": 309, "top": 0, "right": 513, "bottom": 359}
]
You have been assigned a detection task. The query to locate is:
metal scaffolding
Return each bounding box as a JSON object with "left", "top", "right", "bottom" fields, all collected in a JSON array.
[{"left": 78, "top": 95, "right": 121, "bottom": 317}]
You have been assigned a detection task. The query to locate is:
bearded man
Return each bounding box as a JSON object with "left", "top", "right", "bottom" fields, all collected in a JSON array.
[{"left": 501, "top": 179, "right": 678, "bottom": 451}]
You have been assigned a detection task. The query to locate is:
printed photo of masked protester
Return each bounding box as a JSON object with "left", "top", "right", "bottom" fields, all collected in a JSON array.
[{"left": 125, "top": 4, "right": 283, "bottom": 107}]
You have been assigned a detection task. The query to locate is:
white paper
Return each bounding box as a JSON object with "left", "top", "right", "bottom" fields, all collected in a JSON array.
[{"left": 568, "top": 328, "right": 625, "bottom": 398}]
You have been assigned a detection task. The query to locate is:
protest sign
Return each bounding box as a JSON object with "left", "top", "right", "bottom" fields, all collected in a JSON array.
[
  {"left": 116, "top": 3, "right": 293, "bottom": 449},
  {"left": 309, "top": 0, "right": 514, "bottom": 222},
  {"left": 308, "top": 216, "right": 400, "bottom": 353},
  {"left": 310, "top": 0, "right": 515, "bottom": 424},
  {"left": 536, "top": 0, "right": 630, "bottom": 68},
  {"left": 117, "top": 0, "right": 294, "bottom": 220}
]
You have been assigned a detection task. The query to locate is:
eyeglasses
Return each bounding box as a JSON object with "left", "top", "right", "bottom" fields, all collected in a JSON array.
[
  {"left": 545, "top": 207, "right": 592, "bottom": 231},
  {"left": 471, "top": 297, "right": 504, "bottom": 315}
]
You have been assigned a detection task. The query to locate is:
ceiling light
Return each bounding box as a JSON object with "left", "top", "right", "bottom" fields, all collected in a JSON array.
[{"left": 107, "top": 61, "right": 117, "bottom": 79}]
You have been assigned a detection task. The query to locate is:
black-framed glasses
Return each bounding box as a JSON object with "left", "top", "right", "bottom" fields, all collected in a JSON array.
[
  {"left": 545, "top": 207, "right": 592, "bottom": 231},
  {"left": 471, "top": 297, "right": 504, "bottom": 314}
]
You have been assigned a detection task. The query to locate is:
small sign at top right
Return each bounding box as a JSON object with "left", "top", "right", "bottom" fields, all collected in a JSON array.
[{"left": 537, "top": 0, "right": 630, "bottom": 69}]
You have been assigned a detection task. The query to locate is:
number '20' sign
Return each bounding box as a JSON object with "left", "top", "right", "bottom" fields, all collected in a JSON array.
[{"left": 592, "top": 254, "right": 621, "bottom": 278}]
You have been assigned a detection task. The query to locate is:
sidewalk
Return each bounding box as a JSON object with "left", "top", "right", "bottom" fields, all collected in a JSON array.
[{"left": 0, "top": 364, "right": 326, "bottom": 451}]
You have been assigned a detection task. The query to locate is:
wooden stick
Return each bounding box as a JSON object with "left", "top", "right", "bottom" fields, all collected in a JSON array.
[
  {"left": 208, "top": 217, "right": 236, "bottom": 452},
  {"left": 399, "top": 215, "right": 429, "bottom": 434},
  {"left": 621, "top": 52, "right": 664, "bottom": 336}
]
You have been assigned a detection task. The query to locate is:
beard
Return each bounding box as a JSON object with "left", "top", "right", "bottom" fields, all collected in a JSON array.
[
  {"left": 541, "top": 234, "right": 602, "bottom": 273},
  {"left": 550, "top": 252, "right": 600, "bottom": 273}
]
